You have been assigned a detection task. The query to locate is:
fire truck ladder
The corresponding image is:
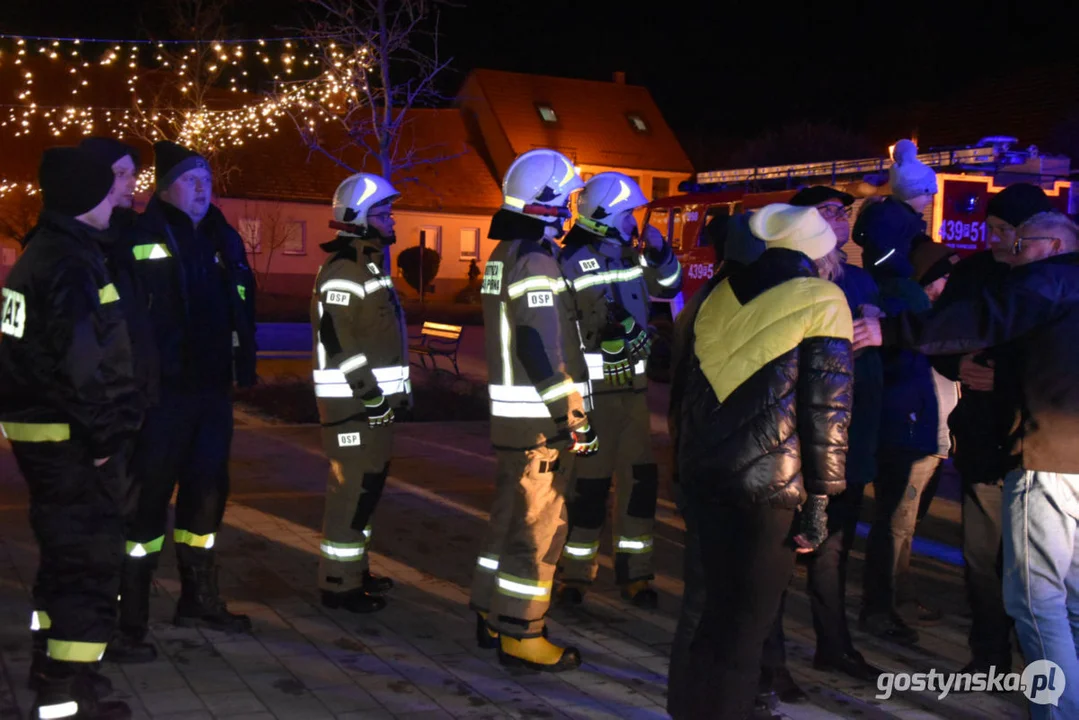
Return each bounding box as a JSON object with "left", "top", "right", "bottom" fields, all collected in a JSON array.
[{"left": 696, "top": 146, "right": 999, "bottom": 185}]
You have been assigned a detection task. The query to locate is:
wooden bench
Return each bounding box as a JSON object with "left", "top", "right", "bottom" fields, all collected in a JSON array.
[{"left": 409, "top": 322, "right": 464, "bottom": 375}]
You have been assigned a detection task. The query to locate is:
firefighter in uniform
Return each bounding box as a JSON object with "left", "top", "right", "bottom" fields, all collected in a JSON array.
[
  {"left": 470, "top": 148, "right": 599, "bottom": 672},
  {"left": 311, "top": 173, "right": 410, "bottom": 613},
  {"left": 555, "top": 172, "right": 682, "bottom": 608},
  {"left": 0, "top": 147, "right": 142, "bottom": 719},
  {"left": 119, "top": 141, "right": 258, "bottom": 646}
]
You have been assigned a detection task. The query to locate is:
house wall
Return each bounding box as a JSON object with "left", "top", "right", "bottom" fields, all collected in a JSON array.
[
  {"left": 576, "top": 164, "right": 693, "bottom": 203},
  {"left": 216, "top": 197, "right": 496, "bottom": 300}
]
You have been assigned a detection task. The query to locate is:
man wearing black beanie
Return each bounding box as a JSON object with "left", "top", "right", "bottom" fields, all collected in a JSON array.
[
  {"left": 0, "top": 146, "right": 142, "bottom": 719},
  {"left": 78, "top": 136, "right": 162, "bottom": 665},
  {"left": 119, "top": 140, "right": 257, "bottom": 644},
  {"left": 930, "top": 182, "right": 1054, "bottom": 677}
]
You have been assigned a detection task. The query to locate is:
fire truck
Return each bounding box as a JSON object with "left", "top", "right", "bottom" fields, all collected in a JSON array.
[{"left": 643, "top": 137, "right": 1074, "bottom": 380}]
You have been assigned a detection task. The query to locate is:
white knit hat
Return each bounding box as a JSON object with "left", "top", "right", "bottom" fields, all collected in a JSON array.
[
  {"left": 748, "top": 204, "right": 837, "bottom": 261},
  {"left": 889, "top": 139, "right": 938, "bottom": 201}
]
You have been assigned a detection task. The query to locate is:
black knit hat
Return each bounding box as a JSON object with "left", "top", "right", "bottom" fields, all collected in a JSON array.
[
  {"left": 789, "top": 185, "right": 854, "bottom": 207},
  {"left": 38, "top": 147, "right": 115, "bottom": 218},
  {"left": 986, "top": 183, "right": 1054, "bottom": 228},
  {"left": 79, "top": 136, "right": 140, "bottom": 168},
  {"left": 154, "top": 140, "right": 209, "bottom": 190}
]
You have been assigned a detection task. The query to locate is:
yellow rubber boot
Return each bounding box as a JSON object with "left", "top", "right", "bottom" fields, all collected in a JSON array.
[
  {"left": 621, "top": 580, "right": 659, "bottom": 609},
  {"left": 475, "top": 612, "right": 499, "bottom": 649},
  {"left": 499, "top": 634, "right": 582, "bottom": 672}
]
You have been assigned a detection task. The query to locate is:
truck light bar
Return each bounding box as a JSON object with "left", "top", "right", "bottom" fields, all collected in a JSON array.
[{"left": 696, "top": 147, "right": 998, "bottom": 184}]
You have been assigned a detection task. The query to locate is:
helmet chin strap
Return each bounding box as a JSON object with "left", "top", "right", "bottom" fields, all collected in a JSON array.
[
  {"left": 328, "top": 220, "right": 396, "bottom": 246},
  {"left": 578, "top": 215, "right": 632, "bottom": 246}
]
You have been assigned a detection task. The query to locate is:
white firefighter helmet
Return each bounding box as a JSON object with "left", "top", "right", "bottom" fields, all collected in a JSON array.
[
  {"left": 501, "top": 148, "right": 584, "bottom": 220},
  {"left": 331, "top": 173, "right": 400, "bottom": 234},
  {"left": 575, "top": 172, "right": 649, "bottom": 242}
]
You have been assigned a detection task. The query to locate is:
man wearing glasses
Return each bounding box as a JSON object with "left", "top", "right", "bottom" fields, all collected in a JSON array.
[
  {"left": 853, "top": 210, "right": 1079, "bottom": 719},
  {"left": 929, "top": 184, "right": 1053, "bottom": 677},
  {"left": 757, "top": 187, "right": 883, "bottom": 707}
]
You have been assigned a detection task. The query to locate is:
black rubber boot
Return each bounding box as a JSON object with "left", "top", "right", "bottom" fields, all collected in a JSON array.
[
  {"left": 174, "top": 549, "right": 252, "bottom": 634},
  {"left": 555, "top": 583, "right": 584, "bottom": 606},
  {"left": 362, "top": 570, "right": 394, "bottom": 595},
  {"left": 105, "top": 559, "right": 158, "bottom": 664},
  {"left": 103, "top": 632, "right": 156, "bottom": 665},
  {"left": 621, "top": 581, "right": 659, "bottom": 609},
  {"left": 321, "top": 588, "right": 387, "bottom": 614},
  {"left": 475, "top": 613, "right": 499, "bottom": 650},
  {"left": 29, "top": 635, "right": 114, "bottom": 699},
  {"left": 30, "top": 659, "right": 131, "bottom": 719}
]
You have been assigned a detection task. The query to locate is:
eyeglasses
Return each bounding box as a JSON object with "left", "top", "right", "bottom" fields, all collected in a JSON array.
[
  {"left": 368, "top": 212, "right": 392, "bottom": 222},
  {"left": 1012, "top": 236, "right": 1059, "bottom": 256},
  {"left": 817, "top": 204, "right": 853, "bottom": 220}
]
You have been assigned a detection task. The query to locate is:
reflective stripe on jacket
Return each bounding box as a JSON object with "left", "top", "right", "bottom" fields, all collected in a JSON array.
[
  {"left": 310, "top": 236, "right": 411, "bottom": 424},
  {"left": 481, "top": 235, "right": 591, "bottom": 450},
  {"left": 558, "top": 227, "right": 682, "bottom": 394}
]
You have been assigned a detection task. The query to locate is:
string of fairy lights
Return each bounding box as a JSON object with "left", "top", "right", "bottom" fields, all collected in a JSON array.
[{"left": 0, "top": 31, "right": 377, "bottom": 198}]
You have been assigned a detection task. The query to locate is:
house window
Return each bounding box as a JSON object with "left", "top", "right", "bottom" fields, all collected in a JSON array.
[
  {"left": 460, "top": 227, "right": 480, "bottom": 261},
  {"left": 420, "top": 226, "right": 442, "bottom": 256},
  {"left": 239, "top": 218, "right": 261, "bottom": 253},
  {"left": 536, "top": 103, "right": 558, "bottom": 124},
  {"left": 651, "top": 177, "right": 670, "bottom": 200},
  {"left": 282, "top": 221, "right": 306, "bottom": 255},
  {"left": 627, "top": 113, "right": 649, "bottom": 133}
]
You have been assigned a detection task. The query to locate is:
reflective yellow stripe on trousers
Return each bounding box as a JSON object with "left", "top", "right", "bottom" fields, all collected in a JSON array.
[
  {"left": 0, "top": 422, "right": 70, "bottom": 442},
  {"left": 496, "top": 572, "right": 552, "bottom": 601}
]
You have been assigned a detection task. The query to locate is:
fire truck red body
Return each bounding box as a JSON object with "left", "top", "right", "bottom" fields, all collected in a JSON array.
[{"left": 640, "top": 138, "right": 1074, "bottom": 380}]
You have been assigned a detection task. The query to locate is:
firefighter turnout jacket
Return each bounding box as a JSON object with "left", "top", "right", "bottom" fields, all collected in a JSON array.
[
  {"left": 0, "top": 210, "right": 142, "bottom": 453},
  {"left": 481, "top": 228, "right": 592, "bottom": 449},
  {"left": 558, "top": 227, "right": 682, "bottom": 393},
  {"left": 311, "top": 235, "right": 412, "bottom": 424}
]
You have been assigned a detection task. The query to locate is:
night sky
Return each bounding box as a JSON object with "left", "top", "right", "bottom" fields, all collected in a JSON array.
[{"left": 5, "top": 0, "right": 1079, "bottom": 156}]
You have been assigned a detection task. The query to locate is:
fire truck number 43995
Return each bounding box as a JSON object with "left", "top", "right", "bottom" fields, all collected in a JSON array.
[{"left": 685, "top": 263, "right": 714, "bottom": 280}]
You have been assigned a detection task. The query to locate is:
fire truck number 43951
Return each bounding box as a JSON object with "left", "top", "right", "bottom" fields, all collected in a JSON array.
[{"left": 939, "top": 220, "right": 988, "bottom": 244}]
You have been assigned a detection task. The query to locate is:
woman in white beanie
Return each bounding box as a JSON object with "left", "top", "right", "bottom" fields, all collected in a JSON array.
[
  {"left": 668, "top": 204, "right": 855, "bottom": 719},
  {"left": 853, "top": 139, "right": 938, "bottom": 279}
]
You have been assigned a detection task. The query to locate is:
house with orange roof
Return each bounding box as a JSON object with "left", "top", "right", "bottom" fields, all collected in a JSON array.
[{"left": 0, "top": 67, "right": 694, "bottom": 298}]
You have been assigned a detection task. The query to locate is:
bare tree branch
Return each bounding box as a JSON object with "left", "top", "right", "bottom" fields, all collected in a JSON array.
[{"left": 275, "top": 0, "right": 460, "bottom": 188}]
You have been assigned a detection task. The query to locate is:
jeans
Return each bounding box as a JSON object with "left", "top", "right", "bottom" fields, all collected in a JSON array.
[
  {"left": 1003, "top": 470, "right": 1079, "bottom": 719},
  {"left": 685, "top": 501, "right": 796, "bottom": 720},
  {"left": 763, "top": 483, "right": 865, "bottom": 668},
  {"left": 863, "top": 447, "right": 941, "bottom": 616},
  {"left": 963, "top": 479, "right": 1012, "bottom": 666}
]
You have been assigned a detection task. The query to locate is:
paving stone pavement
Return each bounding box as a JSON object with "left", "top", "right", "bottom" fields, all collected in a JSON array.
[{"left": 0, "top": 414, "right": 1030, "bottom": 719}]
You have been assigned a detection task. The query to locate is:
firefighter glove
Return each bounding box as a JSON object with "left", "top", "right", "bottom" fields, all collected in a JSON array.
[
  {"left": 600, "top": 337, "right": 633, "bottom": 387},
  {"left": 363, "top": 394, "right": 395, "bottom": 428},
  {"left": 570, "top": 423, "right": 599, "bottom": 457},
  {"left": 611, "top": 305, "right": 652, "bottom": 362},
  {"left": 793, "top": 494, "right": 829, "bottom": 552}
]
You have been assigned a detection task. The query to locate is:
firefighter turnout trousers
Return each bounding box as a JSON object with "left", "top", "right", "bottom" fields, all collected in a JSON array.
[
  {"left": 8, "top": 433, "right": 124, "bottom": 666},
  {"left": 560, "top": 391, "right": 657, "bottom": 585},
  {"left": 318, "top": 421, "right": 392, "bottom": 591},
  {"left": 127, "top": 390, "right": 234, "bottom": 563},
  {"left": 470, "top": 445, "right": 576, "bottom": 638}
]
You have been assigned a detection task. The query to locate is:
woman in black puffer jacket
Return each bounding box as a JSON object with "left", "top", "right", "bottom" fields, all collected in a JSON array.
[{"left": 673, "top": 204, "right": 854, "bottom": 720}]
